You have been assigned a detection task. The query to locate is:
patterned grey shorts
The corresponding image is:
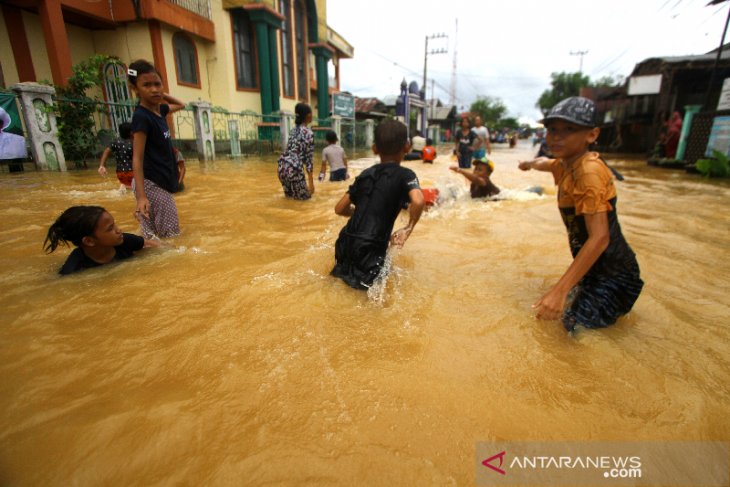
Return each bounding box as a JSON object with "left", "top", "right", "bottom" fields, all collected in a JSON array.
[{"left": 132, "top": 178, "right": 180, "bottom": 238}]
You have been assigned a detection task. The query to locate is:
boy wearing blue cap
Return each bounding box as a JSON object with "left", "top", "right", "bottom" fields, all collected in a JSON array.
[{"left": 518, "top": 96, "right": 643, "bottom": 332}]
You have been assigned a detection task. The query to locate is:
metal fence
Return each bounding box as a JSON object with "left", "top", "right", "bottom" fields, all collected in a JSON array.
[{"left": 9, "top": 96, "right": 377, "bottom": 169}]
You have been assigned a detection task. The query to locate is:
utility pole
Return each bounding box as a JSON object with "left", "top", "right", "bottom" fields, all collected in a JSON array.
[
  {"left": 570, "top": 50, "right": 589, "bottom": 73},
  {"left": 423, "top": 32, "right": 448, "bottom": 95},
  {"left": 449, "top": 19, "right": 458, "bottom": 106}
]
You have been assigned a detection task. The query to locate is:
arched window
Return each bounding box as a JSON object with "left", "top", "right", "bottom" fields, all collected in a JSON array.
[
  {"left": 232, "top": 9, "right": 257, "bottom": 89},
  {"left": 173, "top": 32, "right": 200, "bottom": 87},
  {"left": 103, "top": 62, "right": 134, "bottom": 134},
  {"left": 294, "top": 0, "right": 308, "bottom": 101}
]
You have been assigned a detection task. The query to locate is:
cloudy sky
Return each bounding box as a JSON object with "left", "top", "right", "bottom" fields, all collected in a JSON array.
[{"left": 327, "top": 0, "right": 729, "bottom": 124}]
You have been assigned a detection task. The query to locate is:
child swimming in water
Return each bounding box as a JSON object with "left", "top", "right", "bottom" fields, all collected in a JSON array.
[
  {"left": 450, "top": 156, "right": 501, "bottom": 198},
  {"left": 44, "top": 206, "right": 160, "bottom": 275},
  {"left": 518, "top": 96, "right": 643, "bottom": 332},
  {"left": 331, "top": 120, "right": 425, "bottom": 290}
]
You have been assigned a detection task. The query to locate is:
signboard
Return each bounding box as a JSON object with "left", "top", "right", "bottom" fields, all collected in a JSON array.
[
  {"left": 705, "top": 116, "right": 730, "bottom": 157},
  {"left": 717, "top": 78, "right": 730, "bottom": 111},
  {"left": 628, "top": 74, "right": 662, "bottom": 96},
  {"left": 332, "top": 92, "right": 355, "bottom": 118},
  {"left": 0, "top": 92, "right": 24, "bottom": 135}
]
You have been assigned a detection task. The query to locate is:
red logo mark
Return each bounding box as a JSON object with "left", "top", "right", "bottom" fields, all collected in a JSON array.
[{"left": 482, "top": 451, "right": 507, "bottom": 475}]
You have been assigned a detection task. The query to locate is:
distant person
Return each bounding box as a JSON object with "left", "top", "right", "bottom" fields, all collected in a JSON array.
[
  {"left": 331, "top": 120, "right": 425, "bottom": 290},
  {"left": 319, "top": 130, "right": 348, "bottom": 182},
  {"left": 663, "top": 111, "right": 682, "bottom": 159},
  {"left": 98, "top": 122, "right": 134, "bottom": 190},
  {"left": 450, "top": 156, "right": 500, "bottom": 198},
  {"left": 472, "top": 116, "right": 491, "bottom": 159},
  {"left": 518, "top": 96, "right": 643, "bottom": 332},
  {"left": 44, "top": 206, "right": 160, "bottom": 275},
  {"left": 128, "top": 59, "right": 186, "bottom": 238},
  {"left": 454, "top": 117, "right": 481, "bottom": 169},
  {"left": 404, "top": 134, "right": 427, "bottom": 160},
  {"left": 278, "top": 103, "right": 315, "bottom": 199},
  {"left": 173, "top": 147, "right": 186, "bottom": 191},
  {"left": 422, "top": 138, "right": 437, "bottom": 164}
]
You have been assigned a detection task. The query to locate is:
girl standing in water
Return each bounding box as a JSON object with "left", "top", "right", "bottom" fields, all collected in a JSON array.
[
  {"left": 453, "top": 116, "right": 481, "bottom": 169},
  {"left": 278, "top": 103, "right": 315, "bottom": 200},
  {"left": 128, "top": 59, "right": 186, "bottom": 238}
]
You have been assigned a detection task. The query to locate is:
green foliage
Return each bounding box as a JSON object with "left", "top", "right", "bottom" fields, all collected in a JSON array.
[
  {"left": 55, "top": 54, "right": 119, "bottom": 168},
  {"left": 469, "top": 96, "right": 507, "bottom": 127},
  {"left": 696, "top": 150, "right": 730, "bottom": 178},
  {"left": 499, "top": 117, "right": 519, "bottom": 130},
  {"left": 536, "top": 72, "right": 591, "bottom": 116},
  {"left": 591, "top": 75, "right": 624, "bottom": 88}
]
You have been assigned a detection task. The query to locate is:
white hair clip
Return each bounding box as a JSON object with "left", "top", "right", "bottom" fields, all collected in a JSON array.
[{"left": 127, "top": 68, "right": 137, "bottom": 77}]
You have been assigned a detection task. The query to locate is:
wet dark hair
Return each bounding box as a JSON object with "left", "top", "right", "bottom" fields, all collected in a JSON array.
[
  {"left": 127, "top": 59, "right": 160, "bottom": 86},
  {"left": 325, "top": 130, "right": 338, "bottom": 143},
  {"left": 374, "top": 119, "right": 408, "bottom": 155},
  {"left": 295, "top": 103, "right": 312, "bottom": 125},
  {"left": 118, "top": 122, "right": 132, "bottom": 139},
  {"left": 426, "top": 138, "right": 433, "bottom": 145},
  {"left": 44, "top": 206, "right": 106, "bottom": 253}
]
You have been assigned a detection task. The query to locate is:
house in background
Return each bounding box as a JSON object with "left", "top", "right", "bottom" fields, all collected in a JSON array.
[
  {"left": 0, "top": 0, "right": 353, "bottom": 122},
  {"left": 354, "top": 97, "right": 387, "bottom": 121},
  {"left": 584, "top": 44, "right": 730, "bottom": 162}
]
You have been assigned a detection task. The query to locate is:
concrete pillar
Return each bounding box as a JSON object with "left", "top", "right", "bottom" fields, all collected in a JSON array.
[
  {"left": 676, "top": 104, "right": 703, "bottom": 161},
  {"left": 365, "top": 119, "right": 374, "bottom": 148},
  {"left": 190, "top": 100, "right": 215, "bottom": 161},
  {"left": 38, "top": 0, "right": 72, "bottom": 86},
  {"left": 311, "top": 46, "right": 333, "bottom": 122},
  {"left": 331, "top": 115, "right": 342, "bottom": 142},
  {"left": 11, "top": 82, "right": 66, "bottom": 171},
  {"left": 280, "top": 110, "right": 294, "bottom": 149}
]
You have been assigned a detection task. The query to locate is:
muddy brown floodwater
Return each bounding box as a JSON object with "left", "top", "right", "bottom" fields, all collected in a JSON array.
[{"left": 1, "top": 141, "right": 728, "bottom": 485}]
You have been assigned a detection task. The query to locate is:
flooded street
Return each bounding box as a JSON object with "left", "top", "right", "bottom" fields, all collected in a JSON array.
[{"left": 1, "top": 141, "right": 729, "bottom": 485}]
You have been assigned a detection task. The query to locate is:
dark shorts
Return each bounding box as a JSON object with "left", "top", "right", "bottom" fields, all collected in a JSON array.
[
  {"left": 562, "top": 265, "right": 644, "bottom": 332},
  {"left": 330, "top": 168, "right": 347, "bottom": 181}
]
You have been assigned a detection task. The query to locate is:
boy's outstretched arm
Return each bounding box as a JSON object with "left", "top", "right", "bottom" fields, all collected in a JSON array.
[
  {"left": 391, "top": 189, "right": 424, "bottom": 248},
  {"left": 449, "top": 166, "right": 486, "bottom": 186},
  {"left": 334, "top": 192, "right": 353, "bottom": 217},
  {"left": 98, "top": 147, "right": 112, "bottom": 176},
  {"left": 518, "top": 157, "right": 553, "bottom": 172}
]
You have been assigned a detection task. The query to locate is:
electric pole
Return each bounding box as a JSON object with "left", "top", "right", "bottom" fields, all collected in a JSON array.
[
  {"left": 570, "top": 50, "right": 589, "bottom": 73},
  {"left": 449, "top": 19, "right": 458, "bottom": 106},
  {"left": 423, "top": 32, "right": 448, "bottom": 97}
]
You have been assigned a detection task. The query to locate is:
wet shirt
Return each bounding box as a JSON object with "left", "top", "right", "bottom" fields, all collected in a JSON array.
[
  {"left": 279, "top": 125, "right": 314, "bottom": 173},
  {"left": 550, "top": 152, "right": 637, "bottom": 277},
  {"left": 344, "top": 163, "right": 420, "bottom": 243},
  {"left": 322, "top": 144, "right": 346, "bottom": 172},
  {"left": 59, "top": 233, "right": 144, "bottom": 275},
  {"left": 110, "top": 138, "right": 132, "bottom": 172},
  {"left": 470, "top": 179, "right": 500, "bottom": 199},
  {"left": 131, "top": 104, "right": 179, "bottom": 193}
]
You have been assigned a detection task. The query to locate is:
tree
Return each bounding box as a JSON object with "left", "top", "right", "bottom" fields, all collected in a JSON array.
[
  {"left": 499, "top": 117, "right": 519, "bottom": 130},
  {"left": 470, "top": 96, "right": 507, "bottom": 126},
  {"left": 591, "top": 75, "right": 624, "bottom": 88},
  {"left": 536, "top": 71, "right": 590, "bottom": 116}
]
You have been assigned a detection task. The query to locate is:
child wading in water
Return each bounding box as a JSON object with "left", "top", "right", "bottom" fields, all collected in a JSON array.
[
  {"left": 519, "top": 96, "right": 643, "bottom": 332},
  {"left": 98, "top": 122, "right": 134, "bottom": 190},
  {"left": 331, "top": 120, "right": 424, "bottom": 290},
  {"left": 318, "top": 130, "right": 348, "bottom": 182},
  {"left": 128, "top": 59, "right": 186, "bottom": 238},
  {"left": 278, "top": 103, "right": 315, "bottom": 199},
  {"left": 44, "top": 206, "right": 159, "bottom": 275}
]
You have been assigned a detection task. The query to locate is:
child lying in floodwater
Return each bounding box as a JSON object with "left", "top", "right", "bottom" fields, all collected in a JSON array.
[
  {"left": 44, "top": 206, "right": 160, "bottom": 275},
  {"left": 450, "top": 156, "right": 501, "bottom": 198}
]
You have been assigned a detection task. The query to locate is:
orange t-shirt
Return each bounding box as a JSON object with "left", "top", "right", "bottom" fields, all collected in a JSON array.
[
  {"left": 549, "top": 152, "right": 616, "bottom": 215},
  {"left": 422, "top": 146, "right": 436, "bottom": 162}
]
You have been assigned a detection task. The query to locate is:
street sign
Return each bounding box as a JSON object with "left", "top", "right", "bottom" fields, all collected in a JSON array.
[{"left": 332, "top": 92, "right": 355, "bottom": 118}]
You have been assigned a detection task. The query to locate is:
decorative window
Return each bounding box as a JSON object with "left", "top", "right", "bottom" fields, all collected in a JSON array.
[
  {"left": 173, "top": 33, "right": 200, "bottom": 87},
  {"left": 294, "top": 0, "right": 308, "bottom": 100},
  {"left": 280, "top": 0, "right": 294, "bottom": 97},
  {"left": 103, "top": 62, "right": 134, "bottom": 134},
  {"left": 232, "top": 10, "right": 257, "bottom": 89}
]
